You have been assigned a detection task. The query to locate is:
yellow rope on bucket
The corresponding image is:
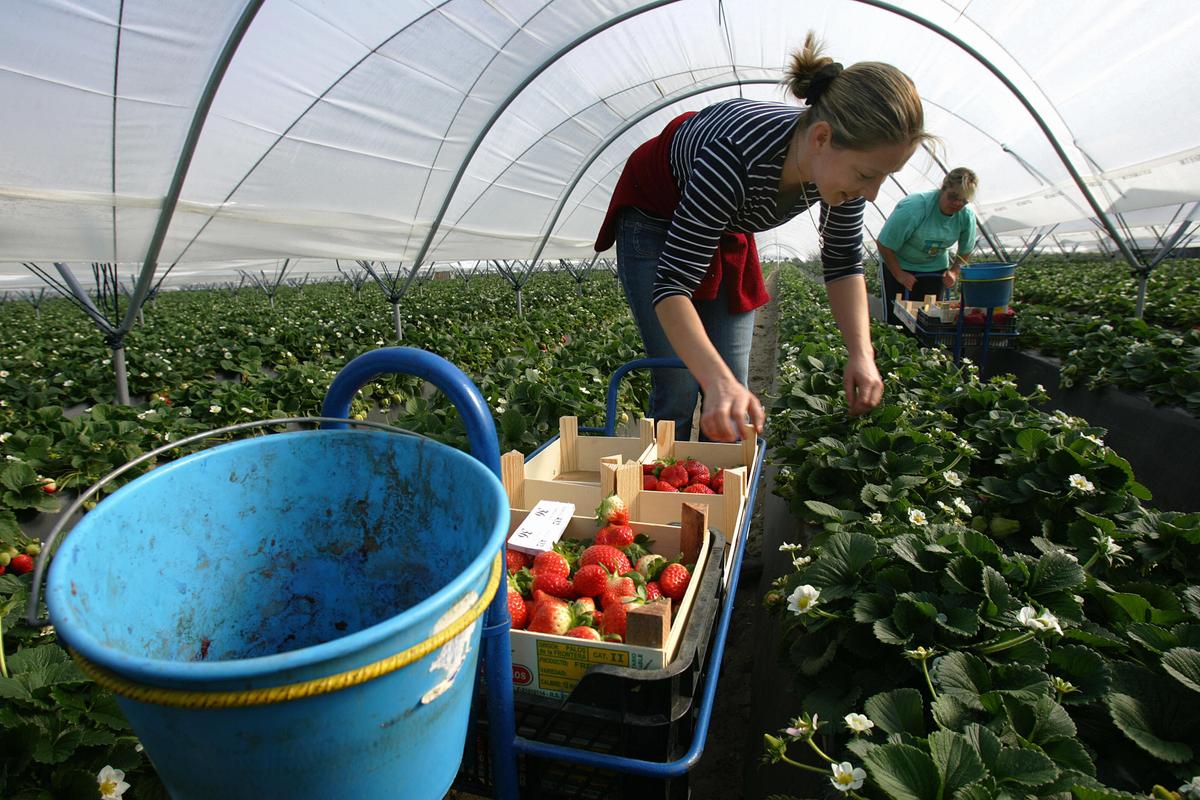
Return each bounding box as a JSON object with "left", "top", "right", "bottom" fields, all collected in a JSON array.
[{"left": 70, "top": 553, "right": 503, "bottom": 709}]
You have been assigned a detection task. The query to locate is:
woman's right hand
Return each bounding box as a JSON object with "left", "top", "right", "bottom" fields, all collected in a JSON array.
[
  {"left": 899, "top": 271, "right": 917, "bottom": 291},
  {"left": 700, "top": 378, "right": 764, "bottom": 442}
]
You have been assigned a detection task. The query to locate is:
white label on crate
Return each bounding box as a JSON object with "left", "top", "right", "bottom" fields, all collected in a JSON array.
[{"left": 508, "top": 500, "right": 574, "bottom": 554}]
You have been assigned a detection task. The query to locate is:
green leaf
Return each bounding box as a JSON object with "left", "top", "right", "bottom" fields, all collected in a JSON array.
[
  {"left": 982, "top": 566, "right": 1011, "bottom": 610},
  {"left": 0, "top": 461, "right": 38, "bottom": 492},
  {"left": 931, "top": 693, "right": 974, "bottom": 732},
  {"left": 962, "top": 723, "right": 1002, "bottom": 767},
  {"left": 937, "top": 652, "right": 991, "bottom": 710},
  {"left": 803, "top": 499, "right": 845, "bottom": 519},
  {"left": 1183, "top": 586, "right": 1200, "bottom": 620},
  {"left": 1041, "top": 737, "right": 1096, "bottom": 778},
  {"left": 1047, "top": 644, "right": 1111, "bottom": 705},
  {"left": 1028, "top": 550, "right": 1085, "bottom": 596},
  {"left": 937, "top": 606, "right": 981, "bottom": 638},
  {"left": 928, "top": 730, "right": 987, "bottom": 795},
  {"left": 864, "top": 687, "right": 926, "bottom": 737},
  {"left": 1125, "top": 622, "right": 1178, "bottom": 654},
  {"left": 862, "top": 742, "right": 942, "bottom": 800},
  {"left": 804, "top": 531, "right": 877, "bottom": 600},
  {"left": 1106, "top": 689, "right": 1195, "bottom": 763},
  {"left": 1161, "top": 647, "right": 1200, "bottom": 693},
  {"left": 1070, "top": 786, "right": 1145, "bottom": 799},
  {"left": 1004, "top": 694, "right": 1076, "bottom": 743},
  {"left": 1015, "top": 428, "right": 1051, "bottom": 453},
  {"left": 993, "top": 747, "right": 1058, "bottom": 787}
]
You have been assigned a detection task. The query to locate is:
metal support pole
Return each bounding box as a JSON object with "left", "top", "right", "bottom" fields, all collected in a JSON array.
[{"left": 112, "top": 345, "right": 130, "bottom": 406}]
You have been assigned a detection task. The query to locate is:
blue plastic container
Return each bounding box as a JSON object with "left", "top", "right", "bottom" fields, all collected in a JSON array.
[
  {"left": 46, "top": 428, "right": 508, "bottom": 799},
  {"left": 960, "top": 262, "right": 1016, "bottom": 308}
]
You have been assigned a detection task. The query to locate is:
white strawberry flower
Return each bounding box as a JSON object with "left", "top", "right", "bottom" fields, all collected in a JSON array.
[
  {"left": 1036, "top": 609, "right": 1063, "bottom": 635},
  {"left": 953, "top": 497, "right": 972, "bottom": 515},
  {"left": 908, "top": 508, "right": 928, "bottom": 526},
  {"left": 831, "top": 761, "right": 867, "bottom": 792},
  {"left": 0, "top": 432, "right": 9, "bottom": 442},
  {"left": 209, "top": 405, "right": 221, "bottom": 414},
  {"left": 1068, "top": 474, "right": 1095, "bottom": 493},
  {"left": 0, "top": 370, "right": 8, "bottom": 378},
  {"left": 779, "top": 542, "right": 804, "bottom": 552},
  {"left": 1172, "top": 337, "right": 1185, "bottom": 347},
  {"left": 868, "top": 512, "right": 883, "bottom": 524},
  {"left": 1179, "top": 776, "right": 1200, "bottom": 797},
  {"left": 1099, "top": 324, "right": 1114, "bottom": 333},
  {"left": 943, "top": 470, "right": 962, "bottom": 487},
  {"left": 844, "top": 713, "right": 875, "bottom": 734},
  {"left": 97, "top": 765, "right": 130, "bottom": 799},
  {"left": 785, "top": 713, "right": 820, "bottom": 738},
  {"left": 1081, "top": 433, "right": 1105, "bottom": 447},
  {"left": 787, "top": 585, "right": 821, "bottom": 615}
]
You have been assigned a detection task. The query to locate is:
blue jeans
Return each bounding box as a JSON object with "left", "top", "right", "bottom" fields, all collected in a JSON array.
[{"left": 615, "top": 207, "right": 756, "bottom": 441}]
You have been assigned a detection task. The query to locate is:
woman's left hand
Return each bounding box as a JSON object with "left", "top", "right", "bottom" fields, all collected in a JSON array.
[
  {"left": 942, "top": 270, "right": 959, "bottom": 288},
  {"left": 843, "top": 354, "right": 884, "bottom": 416}
]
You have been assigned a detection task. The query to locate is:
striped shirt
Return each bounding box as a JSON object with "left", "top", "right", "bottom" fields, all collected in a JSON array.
[{"left": 655, "top": 98, "right": 865, "bottom": 305}]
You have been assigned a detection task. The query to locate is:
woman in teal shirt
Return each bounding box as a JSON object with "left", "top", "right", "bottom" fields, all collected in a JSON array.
[{"left": 878, "top": 167, "right": 977, "bottom": 324}]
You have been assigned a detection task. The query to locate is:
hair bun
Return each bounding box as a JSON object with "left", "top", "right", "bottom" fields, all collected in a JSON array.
[{"left": 805, "top": 62, "right": 844, "bottom": 106}]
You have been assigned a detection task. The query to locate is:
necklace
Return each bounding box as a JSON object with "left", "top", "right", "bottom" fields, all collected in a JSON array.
[
  {"left": 791, "top": 134, "right": 827, "bottom": 248},
  {"left": 801, "top": 182, "right": 828, "bottom": 249}
]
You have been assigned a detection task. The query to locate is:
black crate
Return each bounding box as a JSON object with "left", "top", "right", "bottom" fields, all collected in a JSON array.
[
  {"left": 916, "top": 309, "right": 1018, "bottom": 350},
  {"left": 455, "top": 532, "right": 727, "bottom": 799}
]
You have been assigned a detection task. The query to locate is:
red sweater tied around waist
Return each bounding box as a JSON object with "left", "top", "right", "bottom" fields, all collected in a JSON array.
[{"left": 594, "top": 112, "right": 770, "bottom": 314}]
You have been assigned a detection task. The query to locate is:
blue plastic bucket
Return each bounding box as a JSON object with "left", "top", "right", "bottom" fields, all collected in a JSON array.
[
  {"left": 960, "top": 262, "right": 1016, "bottom": 308},
  {"left": 46, "top": 428, "right": 508, "bottom": 799}
]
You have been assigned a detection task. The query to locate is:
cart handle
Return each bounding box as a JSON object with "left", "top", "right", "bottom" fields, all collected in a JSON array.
[{"left": 582, "top": 356, "right": 687, "bottom": 436}]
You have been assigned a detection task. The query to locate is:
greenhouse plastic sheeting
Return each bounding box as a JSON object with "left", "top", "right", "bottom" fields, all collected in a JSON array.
[{"left": 1, "top": 0, "right": 1198, "bottom": 286}]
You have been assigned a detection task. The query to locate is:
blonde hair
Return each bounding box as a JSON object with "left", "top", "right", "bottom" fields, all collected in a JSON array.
[
  {"left": 942, "top": 167, "right": 979, "bottom": 200},
  {"left": 784, "top": 32, "right": 933, "bottom": 152}
]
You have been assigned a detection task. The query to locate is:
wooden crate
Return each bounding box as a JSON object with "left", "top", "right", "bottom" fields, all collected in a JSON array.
[
  {"left": 522, "top": 415, "right": 656, "bottom": 485},
  {"left": 636, "top": 419, "right": 754, "bottom": 545},
  {"left": 507, "top": 504, "right": 712, "bottom": 699}
]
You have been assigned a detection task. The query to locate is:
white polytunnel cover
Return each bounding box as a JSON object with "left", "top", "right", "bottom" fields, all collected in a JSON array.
[{"left": 2, "top": 0, "right": 1199, "bottom": 289}]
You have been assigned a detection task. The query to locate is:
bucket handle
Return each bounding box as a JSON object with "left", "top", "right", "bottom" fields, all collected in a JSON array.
[
  {"left": 25, "top": 416, "right": 422, "bottom": 627},
  {"left": 320, "top": 346, "right": 501, "bottom": 477}
]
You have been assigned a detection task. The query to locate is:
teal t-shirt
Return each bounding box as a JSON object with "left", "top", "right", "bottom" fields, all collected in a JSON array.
[{"left": 878, "top": 190, "right": 976, "bottom": 273}]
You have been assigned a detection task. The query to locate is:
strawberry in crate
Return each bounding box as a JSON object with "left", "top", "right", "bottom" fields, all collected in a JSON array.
[{"left": 641, "top": 457, "right": 737, "bottom": 494}]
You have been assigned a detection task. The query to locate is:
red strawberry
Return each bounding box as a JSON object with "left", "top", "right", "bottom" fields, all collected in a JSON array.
[
  {"left": 572, "top": 564, "right": 610, "bottom": 599},
  {"left": 532, "top": 550, "right": 570, "bottom": 580},
  {"left": 601, "top": 574, "right": 637, "bottom": 609},
  {"left": 596, "top": 523, "right": 635, "bottom": 549},
  {"left": 591, "top": 609, "right": 604, "bottom": 629},
  {"left": 645, "top": 581, "right": 662, "bottom": 602},
  {"left": 642, "top": 463, "right": 658, "bottom": 475},
  {"left": 643, "top": 474, "right": 658, "bottom": 490},
  {"left": 531, "top": 571, "right": 573, "bottom": 600},
  {"left": 599, "top": 597, "right": 643, "bottom": 641},
  {"left": 40, "top": 479, "right": 58, "bottom": 494},
  {"left": 508, "top": 580, "right": 529, "bottom": 629},
  {"left": 9, "top": 553, "right": 34, "bottom": 575},
  {"left": 567, "top": 626, "right": 602, "bottom": 641},
  {"left": 683, "top": 459, "right": 711, "bottom": 486},
  {"left": 653, "top": 480, "right": 678, "bottom": 493},
  {"left": 682, "top": 484, "right": 715, "bottom": 494},
  {"left": 595, "top": 494, "right": 629, "bottom": 526},
  {"left": 635, "top": 553, "right": 666, "bottom": 579},
  {"left": 506, "top": 549, "right": 532, "bottom": 575},
  {"left": 580, "top": 545, "right": 631, "bottom": 576},
  {"left": 710, "top": 469, "right": 725, "bottom": 494},
  {"left": 527, "top": 597, "right": 573, "bottom": 635},
  {"left": 659, "top": 463, "right": 689, "bottom": 488},
  {"left": 659, "top": 563, "right": 691, "bottom": 602}
]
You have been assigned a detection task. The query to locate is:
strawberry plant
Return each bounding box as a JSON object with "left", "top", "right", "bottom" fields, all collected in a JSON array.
[{"left": 761, "top": 269, "right": 1200, "bottom": 798}]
